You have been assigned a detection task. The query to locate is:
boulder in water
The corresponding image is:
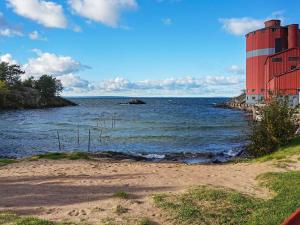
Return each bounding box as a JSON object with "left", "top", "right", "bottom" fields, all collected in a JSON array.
[{"left": 128, "top": 99, "right": 146, "bottom": 104}]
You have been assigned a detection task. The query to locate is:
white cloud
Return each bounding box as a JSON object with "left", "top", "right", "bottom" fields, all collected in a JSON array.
[
  {"left": 84, "top": 75, "right": 244, "bottom": 97},
  {"left": 28, "top": 30, "right": 46, "bottom": 41},
  {"left": 0, "top": 28, "right": 22, "bottom": 37},
  {"left": 0, "top": 12, "right": 23, "bottom": 37},
  {"left": 0, "top": 51, "right": 244, "bottom": 97},
  {"left": 23, "top": 50, "right": 88, "bottom": 79},
  {"left": 57, "top": 74, "right": 94, "bottom": 92},
  {"left": 0, "top": 52, "right": 92, "bottom": 92},
  {"left": 68, "top": 0, "right": 137, "bottom": 27},
  {"left": 162, "top": 18, "right": 172, "bottom": 26},
  {"left": 7, "top": 0, "right": 67, "bottom": 28},
  {"left": 219, "top": 17, "right": 264, "bottom": 36},
  {"left": 0, "top": 53, "right": 18, "bottom": 64},
  {"left": 227, "top": 65, "right": 245, "bottom": 75}
]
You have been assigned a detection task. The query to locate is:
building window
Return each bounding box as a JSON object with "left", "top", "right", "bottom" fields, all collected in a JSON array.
[
  {"left": 288, "top": 56, "right": 300, "bottom": 61},
  {"left": 291, "top": 65, "right": 297, "bottom": 70},
  {"left": 272, "top": 57, "right": 282, "bottom": 62},
  {"left": 252, "top": 96, "right": 255, "bottom": 100},
  {"left": 247, "top": 96, "right": 248, "bottom": 100},
  {"left": 272, "top": 28, "right": 277, "bottom": 32},
  {"left": 252, "top": 89, "right": 255, "bottom": 92},
  {"left": 275, "top": 38, "right": 283, "bottom": 53}
]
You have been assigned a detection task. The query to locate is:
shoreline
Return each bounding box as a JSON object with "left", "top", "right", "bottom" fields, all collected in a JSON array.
[
  {"left": 0, "top": 154, "right": 298, "bottom": 225},
  {"left": 0, "top": 148, "right": 248, "bottom": 165}
]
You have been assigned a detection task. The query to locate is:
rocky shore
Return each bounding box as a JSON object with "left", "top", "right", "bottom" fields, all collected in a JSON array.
[{"left": 214, "top": 93, "right": 253, "bottom": 112}]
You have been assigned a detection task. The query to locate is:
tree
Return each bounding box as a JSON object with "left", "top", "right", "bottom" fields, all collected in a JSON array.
[
  {"left": 0, "top": 80, "right": 9, "bottom": 107},
  {"left": 0, "top": 62, "right": 24, "bottom": 87},
  {"left": 247, "top": 96, "right": 296, "bottom": 157},
  {"left": 23, "top": 76, "right": 36, "bottom": 88},
  {"left": 36, "top": 75, "right": 63, "bottom": 98}
]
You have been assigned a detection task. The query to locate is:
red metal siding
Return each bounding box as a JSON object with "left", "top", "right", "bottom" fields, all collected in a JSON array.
[
  {"left": 288, "top": 24, "right": 299, "bottom": 49},
  {"left": 246, "top": 22, "right": 288, "bottom": 96},
  {"left": 247, "top": 20, "right": 300, "bottom": 100}
]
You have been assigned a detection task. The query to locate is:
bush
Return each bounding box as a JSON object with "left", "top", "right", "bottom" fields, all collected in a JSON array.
[
  {"left": 247, "top": 96, "right": 295, "bottom": 157},
  {"left": 36, "top": 75, "right": 63, "bottom": 98}
]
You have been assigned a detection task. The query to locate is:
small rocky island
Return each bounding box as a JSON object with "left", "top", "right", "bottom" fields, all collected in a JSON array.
[
  {"left": 128, "top": 99, "right": 146, "bottom": 104},
  {"left": 0, "top": 62, "right": 77, "bottom": 110}
]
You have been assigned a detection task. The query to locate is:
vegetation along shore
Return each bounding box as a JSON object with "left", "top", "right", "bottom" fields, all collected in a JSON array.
[{"left": 0, "top": 62, "right": 76, "bottom": 110}]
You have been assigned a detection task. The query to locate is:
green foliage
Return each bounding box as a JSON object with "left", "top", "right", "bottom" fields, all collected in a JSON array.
[
  {"left": 23, "top": 76, "right": 36, "bottom": 88},
  {"left": 153, "top": 171, "right": 300, "bottom": 225},
  {"left": 0, "top": 158, "right": 17, "bottom": 166},
  {"left": 0, "top": 211, "right": 55, "bottom": 225},
  {"left": 0, "top": 62, "right": 24, "bottom": 87},
  {"left": 248, "top": 97, "right": 295, "bottom": 157},
  {"left": 14, "top": 217, "right": 55, "bottom": 225},
  {"left": 0, "top": 62, "right": 68, "bottom": 109},
  {"left": 253, "top": 135, "right": 300, "bottom": 162},
  {"left": 138, "top": 217, "right": 155, "bottom": 225},
  {"left": 36, "top": 75, "right": 63, "bottom": 98},
  {"left": 113, "top": 190, "right": 129, "bottom": 199},
  {"left": 36, "top": 152, "right": 90, "bottom": 160},
  {"left": 0, "top": 211, "right": 89, "bottom": 225},
  {"left": 0, "top": 80, "right": 9, "bottom": 107}
]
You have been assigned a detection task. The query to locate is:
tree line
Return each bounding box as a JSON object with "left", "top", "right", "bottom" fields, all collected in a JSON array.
[{"left": 0, "top": 62, "right": 63, "bottom": 106}]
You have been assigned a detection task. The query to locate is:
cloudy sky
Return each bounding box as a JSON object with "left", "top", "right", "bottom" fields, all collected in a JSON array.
[{"left": 0, "top": 0, "right": 299, "bottom": 97}]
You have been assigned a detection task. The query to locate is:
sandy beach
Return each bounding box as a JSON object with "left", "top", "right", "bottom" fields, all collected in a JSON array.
[{"left": 1, "top": 158, "right": 299, "bottom": 225}]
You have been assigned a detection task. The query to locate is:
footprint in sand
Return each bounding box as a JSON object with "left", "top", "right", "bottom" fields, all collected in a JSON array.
[
  {"left": 68, "top": 209, "right": 87, "bottom": 217},
  {"left": 46, "top": 208, "right": 61, "bottom": 215}
]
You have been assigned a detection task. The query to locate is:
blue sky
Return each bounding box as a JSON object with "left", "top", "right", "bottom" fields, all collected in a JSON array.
[{"left": 0, "top": 0, "right": 300, "bottom": 97}]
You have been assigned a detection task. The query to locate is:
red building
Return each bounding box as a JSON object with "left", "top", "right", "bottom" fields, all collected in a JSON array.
[{"left": 246, "top": 19, "right": 300, "bottom": 106}]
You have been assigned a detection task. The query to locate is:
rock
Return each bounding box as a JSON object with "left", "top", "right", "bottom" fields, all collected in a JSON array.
[{"left": 128, "top": 99, "right": 146, "bottom": 104}]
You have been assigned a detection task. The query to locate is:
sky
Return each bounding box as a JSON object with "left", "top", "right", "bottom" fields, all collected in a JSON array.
[{"left": 0, "top": 0, "right": 300, "bottom": 97}]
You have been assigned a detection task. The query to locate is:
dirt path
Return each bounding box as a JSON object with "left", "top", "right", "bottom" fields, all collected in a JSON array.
[{"left": 0, "top": 159, "right": 298, "bottom": 224}]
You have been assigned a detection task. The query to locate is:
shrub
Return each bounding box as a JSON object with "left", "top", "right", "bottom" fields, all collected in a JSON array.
[
  {"left": 113, "top": 190, "right": 129, "bottom": 199},
  {"left": 247, "top": 96, "right": 295, "bottom": 157}
]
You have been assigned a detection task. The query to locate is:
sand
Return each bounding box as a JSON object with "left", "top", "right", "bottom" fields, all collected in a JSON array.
[{"left": 0, "top": 158, "right": 299, "bottom": 224}]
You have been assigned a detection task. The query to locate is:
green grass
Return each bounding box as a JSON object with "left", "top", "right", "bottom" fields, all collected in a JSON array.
[
  {"left": 153, "top": 171, "right": 300, "bottom": 225},
  {"left": 35, "top": 152, "right": 90, "bottom": 161},
  {"left": 253, "top": 135, "right": 300, "bottom": 162},
  {"left": 113, "top": 190, "right": 129, "bottom": 199},
  {"left": 0, "top": 211, "right": 55, "bottom": 225},
  {"left": 0, "top": 158, "right": 17, "bottom": 166},
  {"left": 138, "top": 217, "right": 155, "bottom": 225},
  {"left": 0, "top": 211, "right": 89, "bottom": 225}
]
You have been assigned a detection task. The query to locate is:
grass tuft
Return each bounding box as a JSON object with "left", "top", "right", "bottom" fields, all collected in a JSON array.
[
  {"left": 113, "top": 190, "right": 129, "bottom": 199},
  {"left": 114, "top": 205, "right": 128, "bottom": 215},
  {"left": 138, "top": 217, "right": 155, "bottom": 225}
]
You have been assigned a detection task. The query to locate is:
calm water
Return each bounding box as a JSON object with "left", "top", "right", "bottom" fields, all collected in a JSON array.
[{"left": 0, "top": 98, "right": 249, "bottom": 162}]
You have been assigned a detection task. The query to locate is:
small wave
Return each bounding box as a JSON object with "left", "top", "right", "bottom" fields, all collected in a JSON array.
[{"left": 138, "top": 153, "right": 166, "bottom": 159}]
